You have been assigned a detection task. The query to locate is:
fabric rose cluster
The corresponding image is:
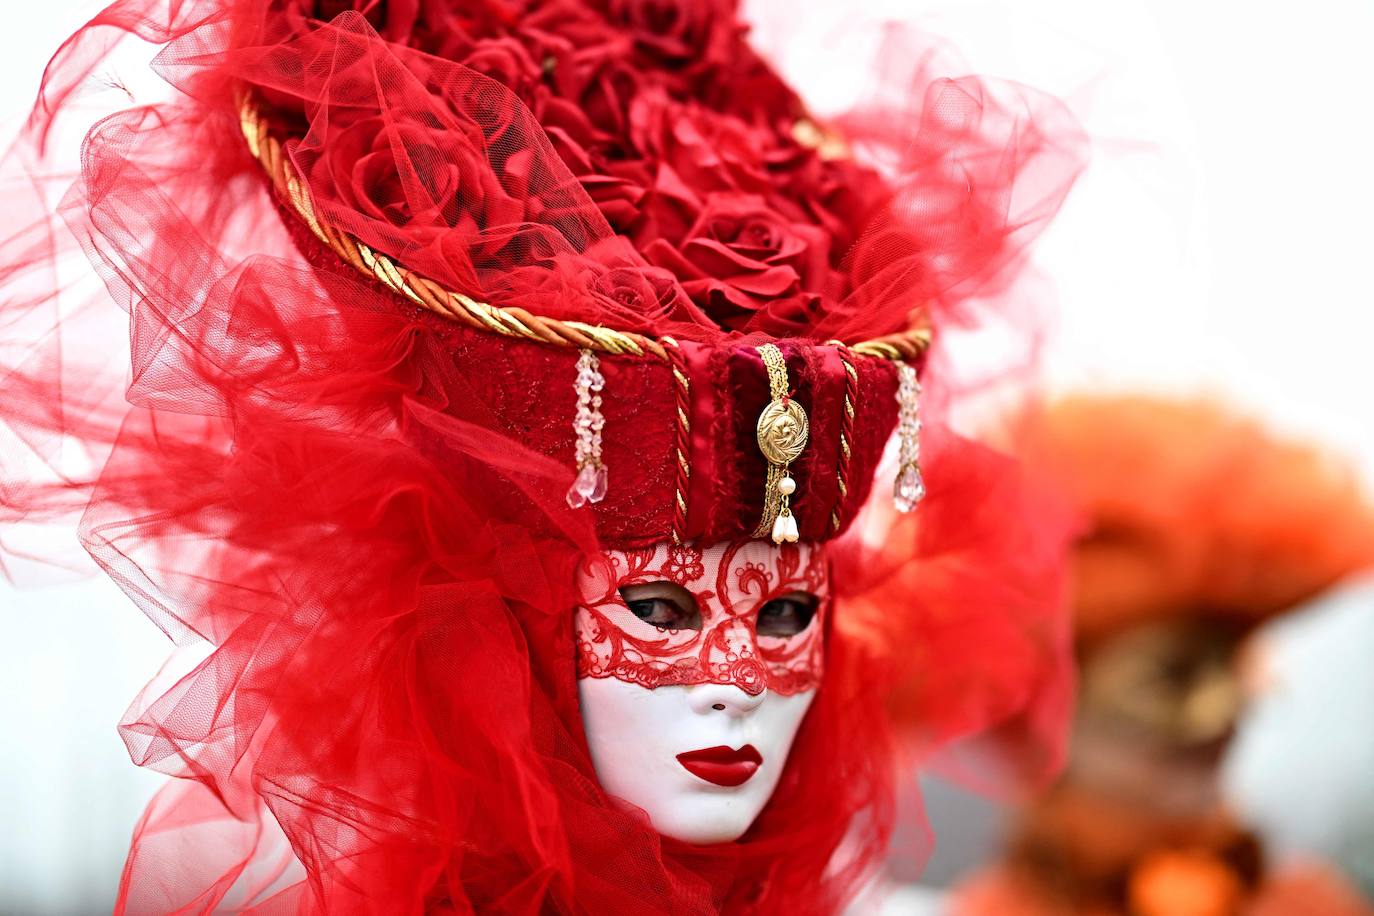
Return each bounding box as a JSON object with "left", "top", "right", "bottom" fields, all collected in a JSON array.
[{"left": 279, "top": 0, "right": 891, "bottom": 335}]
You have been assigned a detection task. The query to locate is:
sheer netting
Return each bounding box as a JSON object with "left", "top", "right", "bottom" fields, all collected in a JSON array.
[{"left": 0, "top": 1, "right": 1084, "bottom": 912}]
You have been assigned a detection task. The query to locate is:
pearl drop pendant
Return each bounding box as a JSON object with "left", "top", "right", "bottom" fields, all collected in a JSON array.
[{"left": 770, "top": 510, "right": 799, "bottom": 544}]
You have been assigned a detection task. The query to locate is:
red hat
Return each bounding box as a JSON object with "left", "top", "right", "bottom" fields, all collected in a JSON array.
[
  {"left": 232, "top": 14, "right": 941, "bottom": 548},
  {"left": 0, "top": 0, "right": 1085, "bottom": 912}
]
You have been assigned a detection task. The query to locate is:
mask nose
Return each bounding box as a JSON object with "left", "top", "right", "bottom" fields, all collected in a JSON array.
[{"left": 687, "top": 681, "right": 767, "bottom": 717}]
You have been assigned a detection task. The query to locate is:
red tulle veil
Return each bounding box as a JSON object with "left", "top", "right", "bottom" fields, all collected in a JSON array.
[{"left": 0, "top": 1, "right": 1086, "bottom": 912}]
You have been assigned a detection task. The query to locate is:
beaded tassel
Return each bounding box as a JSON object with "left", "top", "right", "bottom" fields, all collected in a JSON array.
[
  {"left": 893, "top": 363, "right": 925, "bottom": 512},
  {"left": 566, "top": 349, "right": 608, "bottom": 509}
]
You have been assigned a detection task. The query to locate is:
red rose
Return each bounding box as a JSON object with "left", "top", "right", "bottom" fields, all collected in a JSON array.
[
  {"left": 588, "top": 265, "right": 695, "bottom": 326},
  {"left": 629, "top": 94, "right": 770, "bottom": 200},
  {"left": 310, "top": 112, "right": 522, "bottom": 246},
  {"left": 579, "top": 168, "right": 652, "bottom": 234},
  {"left": 618, "top": 93, "right": 777, "bottom": 250},
  {"left": 604, "top": 0, "right": 739, "bottom": 72},
  {"left": 310, "top": 0, "right": 421, "bottom": 43},
  {"left": 520, "top": 3, "right": 642, "bottom": 144},
  {"left": 542, "top": 53, "right": 641, "bottom": 147},
  {"left": 770, "top": 153, "right": 891, "bottom": 270},
  {"left": 643, "top": 194, "right": 831, "bottom": 328},
  {"left": 447, "top": 37, "right": 546, "bottom": 99}
]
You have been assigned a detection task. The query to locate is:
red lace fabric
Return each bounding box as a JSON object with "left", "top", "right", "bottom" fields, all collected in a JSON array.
[
  {"left": 576, "top": 540, "right": 827, "bottom": 696},
  {"left": 0, "top": 0, "right": 1083, "bottom": 912}
]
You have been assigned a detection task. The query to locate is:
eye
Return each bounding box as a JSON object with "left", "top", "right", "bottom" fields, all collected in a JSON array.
[
  {"left": 625, "top": 598, "right": 693, "bottom": 629},
  {"left": 618, "top": 582, "right": 702, "bottom": 631},
  {"left": 757, "top": 592, "right": 819, "bottom": 637}
]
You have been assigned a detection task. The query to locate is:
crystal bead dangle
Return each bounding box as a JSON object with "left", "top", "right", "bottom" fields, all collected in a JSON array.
[
  {"left": 893, "top": 363, "right": 925, "bottom": 512},
  {"left": 566, "top": 349, "right": 608, "bottom": 509}
]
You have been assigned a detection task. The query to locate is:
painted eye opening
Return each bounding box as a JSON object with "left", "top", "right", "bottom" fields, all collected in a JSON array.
[
  {"left": 618, "top": 582, "right": 703, "bottom": 631},
  {"left": 757, "top": 591, "right": 819, "bottom": 637}
]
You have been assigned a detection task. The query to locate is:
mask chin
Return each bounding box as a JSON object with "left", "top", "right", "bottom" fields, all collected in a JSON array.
[
  {"left": 576, "top": 677, "right": 816, "bottom": 845},
  {"left": 652, "top": 802, "right": 762, "bottom": 846}
]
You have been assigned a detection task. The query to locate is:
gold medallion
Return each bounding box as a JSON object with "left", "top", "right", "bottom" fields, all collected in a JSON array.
[{"left": 756, "top": 398, "right": 809, "bottom": 466}]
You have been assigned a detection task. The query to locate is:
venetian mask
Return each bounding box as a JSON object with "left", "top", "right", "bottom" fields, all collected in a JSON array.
[{"left": 575, "top": 539, "right": 828, "bottom": 844}]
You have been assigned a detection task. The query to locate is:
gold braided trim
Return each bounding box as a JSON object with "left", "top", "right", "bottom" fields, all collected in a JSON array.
[
  {"left": 829, "top": 343, "right": 859, "bottom": 534},
  {"left": 661, "top": 336, "right": 692, "bottom": 546},
  {"left": 238, "top": 94, "right": 932, "bottom": 366},
  {"left": 759, "top": 343, "right": 791, "bottom": 402}
]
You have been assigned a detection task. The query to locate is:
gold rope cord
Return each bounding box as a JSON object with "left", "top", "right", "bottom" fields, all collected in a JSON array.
[{"left": 828, "top": 343, "right": 859, "bottom": 534}]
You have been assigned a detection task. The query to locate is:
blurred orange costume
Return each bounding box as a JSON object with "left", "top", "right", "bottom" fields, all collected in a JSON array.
[{"left": 954, "top": 395, "right": 1374, "bottom": 916}]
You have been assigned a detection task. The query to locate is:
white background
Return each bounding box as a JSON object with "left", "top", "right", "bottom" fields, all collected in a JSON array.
[{"left": 2, "top": 1, "right": 1372, "bottom": 912}]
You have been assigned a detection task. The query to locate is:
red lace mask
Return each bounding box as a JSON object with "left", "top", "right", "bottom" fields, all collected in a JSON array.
[{"left": 575, "top": 541, "right": 829, "bottom": 696}]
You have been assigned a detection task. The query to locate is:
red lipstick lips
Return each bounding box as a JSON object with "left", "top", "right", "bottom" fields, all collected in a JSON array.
[{"left": 676, "top": 744, "right": 763, "bottom": 787}]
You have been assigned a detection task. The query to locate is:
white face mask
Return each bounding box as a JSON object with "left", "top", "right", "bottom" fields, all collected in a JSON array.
[{"left": 574, "top": 540, "right": 829, "bottom": 844}]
